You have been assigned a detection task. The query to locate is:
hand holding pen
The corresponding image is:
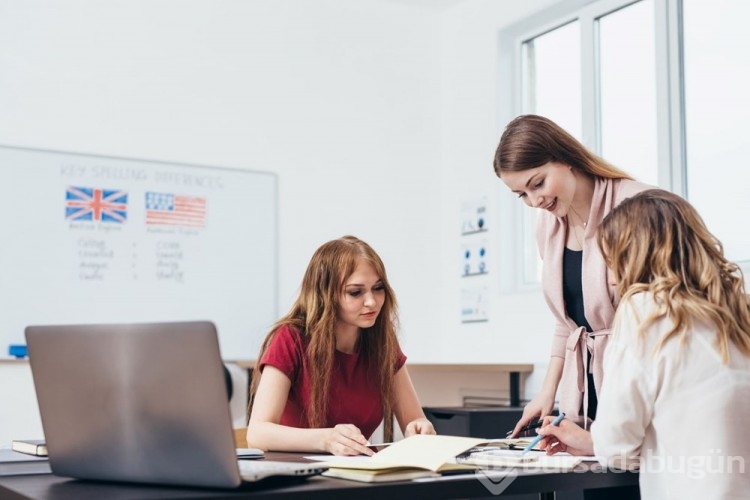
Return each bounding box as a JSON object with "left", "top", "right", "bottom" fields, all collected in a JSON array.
[
  {"left": 506, "top": 420, "right": 543, "bottom": 437},
  {"left": 534, "top": 414, "right": 595, "bottom": 456},
  {"left": 509, "top": 393, "right": 556, "bottom": 438},
  {"left": 520, "top": 413, "right": 566, "bottom": 455}
]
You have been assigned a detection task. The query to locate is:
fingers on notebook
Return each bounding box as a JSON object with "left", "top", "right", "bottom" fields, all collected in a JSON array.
[
  {"left": 328, "top": 424, "right": 374, "bottom": 456},
  {"left": 405, "top": 418, "right": 436, "bottom": 437}
]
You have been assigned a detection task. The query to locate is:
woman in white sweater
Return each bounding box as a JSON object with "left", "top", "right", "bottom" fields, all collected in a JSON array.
[{"left": 536, "top": 189, "right": 750, "bottom": 499}]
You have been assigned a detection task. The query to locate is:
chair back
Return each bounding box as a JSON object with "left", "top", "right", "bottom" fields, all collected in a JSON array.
[{"left": 233, "top": 427, "right": 248, "bottom": 448}]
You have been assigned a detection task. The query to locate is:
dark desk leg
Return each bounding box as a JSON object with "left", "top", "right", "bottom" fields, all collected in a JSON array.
[
  {"left": 509, "top": 371, "right": 521, "bottom": 407},
  {"left": 538, "top": 492, "right": 555, "bottom": 500}
]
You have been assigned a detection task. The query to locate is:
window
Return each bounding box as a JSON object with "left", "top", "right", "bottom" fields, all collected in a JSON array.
[
  {"left": 522, "top": 21, "right": 582, "bottom": 140},
  {"left": 597, "top": 0, "right": 658, "bottom": 185},
  {"left": 499, "top": 0, "right": 750, "bottom": 291},
  {"left": 683, "top": 0, "right": 750, "bottom": 263}
]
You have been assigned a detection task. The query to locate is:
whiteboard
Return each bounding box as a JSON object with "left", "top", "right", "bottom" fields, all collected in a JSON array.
[{"left": 0, "top": 145, "right": 277, "bottom": 360}]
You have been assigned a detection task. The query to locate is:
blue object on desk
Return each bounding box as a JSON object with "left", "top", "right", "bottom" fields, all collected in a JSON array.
[
  {"left": 521, "top": 412, "right": 566, "bottom": 455},
  {"left": 8, "top": 344, "right": 28, "bottom": 358}
]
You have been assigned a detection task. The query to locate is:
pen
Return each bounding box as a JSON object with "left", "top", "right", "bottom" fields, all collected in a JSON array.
[
  {"left": 505, "top": 420, "right": 543, "bottom": 437},
  {"left": 520, "top": 412, "right": 566, "bottom": 455}
]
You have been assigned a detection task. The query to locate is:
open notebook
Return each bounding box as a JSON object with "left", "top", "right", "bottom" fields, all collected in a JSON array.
[
  {"left": 26, "top": 321, "right": 327, "bottom": 488},
  {"left": 317, "top": 435, "right": 582, "bottom": 482}
]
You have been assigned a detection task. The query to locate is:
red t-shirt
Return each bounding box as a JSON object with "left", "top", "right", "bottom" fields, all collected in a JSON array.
[{"left": 259, "top": 324, "right": 407, "bottom": 439}]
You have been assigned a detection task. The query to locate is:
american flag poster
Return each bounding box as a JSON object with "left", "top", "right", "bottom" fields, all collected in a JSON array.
[
  {"left": 65, "top": 186, "right": 128, "bottom": 223},
  {"left": 145, "top": 192, "right": 207, "bottom": 227}
]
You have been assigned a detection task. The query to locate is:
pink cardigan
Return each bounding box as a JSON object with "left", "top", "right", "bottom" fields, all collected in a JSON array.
[{"left": 536, "top": 177, "right": 652, "bottom": 423}]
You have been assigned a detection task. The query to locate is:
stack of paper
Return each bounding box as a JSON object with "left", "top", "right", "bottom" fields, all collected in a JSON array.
[{"left": 457, "top": 449, "right": 537, "bottom": 467}]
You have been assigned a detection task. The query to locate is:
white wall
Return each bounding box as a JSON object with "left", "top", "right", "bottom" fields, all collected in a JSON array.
[
  {"left": 0, "top": 0, "right": 561, "bottom": 447},
  {"left": 435, "top": 1, "right": 560, "bottom": 375}
]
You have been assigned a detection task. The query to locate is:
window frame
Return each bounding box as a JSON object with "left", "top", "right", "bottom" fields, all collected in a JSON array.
[{"left": 495, "top": 0, "right": 737, "bottom": 292}]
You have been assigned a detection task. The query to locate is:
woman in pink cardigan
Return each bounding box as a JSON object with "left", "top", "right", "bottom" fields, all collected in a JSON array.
[{"left": 493, "top": 115, "right": 652, "bottom": 436}]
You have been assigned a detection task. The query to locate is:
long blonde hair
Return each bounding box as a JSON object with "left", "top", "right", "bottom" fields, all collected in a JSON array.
[
  {"left": 248, "top": 235, "right": 400, "bottom": 440},
  {"left": 493, "top": 114, "right": 633, "bottom": 180},
  {"left": 597, "top": 189, "right": 750, "bottom": 361}
]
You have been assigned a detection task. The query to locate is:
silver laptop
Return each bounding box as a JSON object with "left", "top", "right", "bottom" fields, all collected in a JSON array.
[{"left": 25, "top": 321, "right": 327, "bottom": 488}]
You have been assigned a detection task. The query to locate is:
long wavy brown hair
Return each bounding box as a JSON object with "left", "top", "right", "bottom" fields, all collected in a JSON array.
[
  {"left": 493, "top": 114, "right": 633, "bottom": 180},
  {"left": 248, "top": 235, "right": 401, "bottom": 440},
  {"left": 597, "top": 189, "right": 750, "bottom": 361}
]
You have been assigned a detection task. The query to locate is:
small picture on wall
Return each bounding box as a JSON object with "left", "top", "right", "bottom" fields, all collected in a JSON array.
[
  {"left": 461, "top": 286, "right": 489, "bottom": 323},
  {"left": 461, "top": 196, "right": 488, "bottom": 235},
  {"left": 461, "top": 240, "right": 488, "bottom": 277}
]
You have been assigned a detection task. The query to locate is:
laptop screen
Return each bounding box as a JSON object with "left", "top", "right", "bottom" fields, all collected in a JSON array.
[{"left": 26, "top": 321, "right": 243, "bottom": 488}]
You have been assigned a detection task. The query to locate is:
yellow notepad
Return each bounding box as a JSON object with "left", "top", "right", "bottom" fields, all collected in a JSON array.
[{"left": 323, "top": 467, "right": 438, "bottom": 483}]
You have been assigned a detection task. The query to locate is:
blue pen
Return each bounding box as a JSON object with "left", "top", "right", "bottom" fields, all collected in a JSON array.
[{"left": 520, "top": 412, "right": 566, "bottom": 455}]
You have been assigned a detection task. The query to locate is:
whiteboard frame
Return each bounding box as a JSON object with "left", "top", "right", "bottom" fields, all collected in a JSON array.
[{"left": 0, "top": 144, "right": 278, "bottom": 361}]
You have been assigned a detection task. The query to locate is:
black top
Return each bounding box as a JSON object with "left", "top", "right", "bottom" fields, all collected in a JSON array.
[{"left": 562, "top": 247, "right": 597, "bottom": 420}]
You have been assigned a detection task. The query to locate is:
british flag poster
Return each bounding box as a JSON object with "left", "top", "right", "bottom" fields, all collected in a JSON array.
[{"left": 65, "top": 186, "right": 128, "bottom": 223}]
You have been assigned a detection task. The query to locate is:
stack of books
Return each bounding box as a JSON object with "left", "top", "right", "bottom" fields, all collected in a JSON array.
[{"left": 11, "top": 439, "right": 47, "bottom": 457}]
